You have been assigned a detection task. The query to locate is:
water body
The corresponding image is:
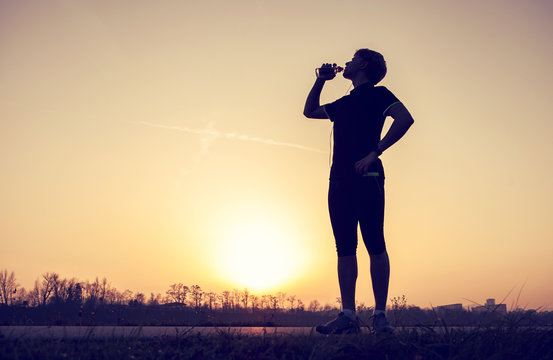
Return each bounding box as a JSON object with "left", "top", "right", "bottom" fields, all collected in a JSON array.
[{"left": 0, "top": 326, "right": 319, "bottom": 338}]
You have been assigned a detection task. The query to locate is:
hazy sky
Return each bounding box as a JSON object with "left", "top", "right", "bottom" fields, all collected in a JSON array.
[{"left": 1, "top": 0, "right": 552, "bottom": 310}]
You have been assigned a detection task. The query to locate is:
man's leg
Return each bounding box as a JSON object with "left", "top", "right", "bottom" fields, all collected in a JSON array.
[
  {"left": 359, "top": 175, "right": 392, "bottom": 332},
  {"left": 328, "top": 180, "right": 358, "bottom": 313},
  {"left": 370, "top": 250, "right": 390, "bottom": 311},
  {"left": 315, "top": 256, "right": 361, "bottom": 334},
  {"left": 338, "top": 255, "right": 357, "bottom": 311}
]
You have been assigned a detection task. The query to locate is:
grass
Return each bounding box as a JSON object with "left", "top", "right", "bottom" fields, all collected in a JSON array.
[{"left": 1, "top": 326, "right": 553, "bottom": 360}]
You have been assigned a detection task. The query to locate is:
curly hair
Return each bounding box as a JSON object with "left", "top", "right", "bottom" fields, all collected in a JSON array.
[{"left": 354, "top": 49, "right": 387, "bottom": 85}]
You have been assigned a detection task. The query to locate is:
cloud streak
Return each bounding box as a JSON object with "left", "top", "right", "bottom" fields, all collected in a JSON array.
[{"left": 136, "top": 121, "right": 324, "bottom": 153}]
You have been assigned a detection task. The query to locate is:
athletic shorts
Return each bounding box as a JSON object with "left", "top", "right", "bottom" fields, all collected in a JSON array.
[{"left": 328, "top": 175, "right": 386, "bottom": 257}]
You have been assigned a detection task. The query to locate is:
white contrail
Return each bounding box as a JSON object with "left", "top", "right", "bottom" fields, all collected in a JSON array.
[{"left": 136, "top": 121, "right": 324, "bottom": 153}]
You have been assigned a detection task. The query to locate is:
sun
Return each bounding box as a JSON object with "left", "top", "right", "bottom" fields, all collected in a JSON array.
[{"left": 214, "top": 215, "right": 304, "bottom": 292}]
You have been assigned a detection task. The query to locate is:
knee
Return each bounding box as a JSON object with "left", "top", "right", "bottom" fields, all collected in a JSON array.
[
  {"left": 369, "top": 249, "right": 388, "bottom": 260},
  {"left": 337, "top": 247, "right": 356, "bottom": 257}
]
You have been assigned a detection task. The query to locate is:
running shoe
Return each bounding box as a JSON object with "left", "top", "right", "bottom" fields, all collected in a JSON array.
[
  {"left": 316, "top": 312, "right": 361, "bottom": 334},
  {"left": 372, "top": 313, "right": 394, "bottom": 334}
]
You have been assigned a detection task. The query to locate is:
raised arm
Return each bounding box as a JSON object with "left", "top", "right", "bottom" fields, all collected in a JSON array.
[
  {"left": 303, "top": 63, "right": 337, "bottom": 119},
  {"left": 303, "top": 78, "right": 329, "bottom": 119}
]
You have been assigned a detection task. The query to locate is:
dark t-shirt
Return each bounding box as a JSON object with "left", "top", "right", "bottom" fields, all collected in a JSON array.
[{"left": 324, "top": 84, "right": 400, "bottom": 181}]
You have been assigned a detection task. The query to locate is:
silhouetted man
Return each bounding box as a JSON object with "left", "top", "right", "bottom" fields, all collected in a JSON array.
[{"left": 303, "top": 49, "right": 414, "bottom": 334}]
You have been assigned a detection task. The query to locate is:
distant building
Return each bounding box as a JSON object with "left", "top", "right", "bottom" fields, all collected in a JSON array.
[
  {"left": 436, "top": 303, "right": 463, "bottom": 312},
  {"left": 471, "top": 298, "right": 507, "bottom": 314}
]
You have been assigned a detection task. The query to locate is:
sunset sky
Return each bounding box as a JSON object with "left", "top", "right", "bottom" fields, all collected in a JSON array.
[{"left": 1, "top": 0, "right": 552, "bottom": 310}]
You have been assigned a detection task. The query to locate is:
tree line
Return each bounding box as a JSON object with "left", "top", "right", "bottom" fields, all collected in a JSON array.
[
  {"left": 0, "top": 269, "right": 340, "bottom": 312},
  {"left": 2, "top": 269, "right": 552, "bottom": 327}
]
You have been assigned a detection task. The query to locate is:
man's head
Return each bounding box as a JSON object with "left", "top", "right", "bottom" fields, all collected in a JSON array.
[{"left": 343, "top": 49, "right": 387, "bottom": 85}]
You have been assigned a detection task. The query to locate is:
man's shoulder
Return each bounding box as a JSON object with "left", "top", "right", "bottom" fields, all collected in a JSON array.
[
  {"left": 373, "top": 86, "right": 399, "bottom": 101},
  {"left": 352, "top": 86, "right": 392, "bottom": 102},
  {"left": 353, "top": 85, "right": 393, "bottom": 97},
  {"left": 328, "top": 93, "right": 352, "bottom": 107},
  {"left": 374, "top": 85, "right": 392, "bottom": 92}
]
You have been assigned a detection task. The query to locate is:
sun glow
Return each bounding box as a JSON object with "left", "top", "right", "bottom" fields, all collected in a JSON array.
[{"left": 214, "top": 214, "right": 304, "bottom": 292}]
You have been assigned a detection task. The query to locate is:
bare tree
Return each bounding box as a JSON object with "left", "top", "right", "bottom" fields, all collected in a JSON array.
[
  {"left": 287, "top": 295, "right": 297, "bottom": 310},
  {"left": 205, "top": 292, "right": 217, "bottom": 310},
  {"left": 148, "top": 292, "right": 162, "bottom": 305},
  {"left": 29, "top": 282, "right": 40, "bottom": 306},
  {"left": 84, "top": 277, "right": 101, "bottom": 304},
  {"left": 37, "top": 272, "right": 58, "bottom": 305},
  {"left": 166, "top": 283, "right": 188, "bottom": 304},
  {"left": 221, "top": 291, "right": 231, "bottom": 309},
  {"left": 67, "top": 281, "right": 83, "bottom": 304},
  {"left": 125, "top": 290, "right": 135, "bottom": 304},
  {"left": 190, "top": 285, "right": 203, "bottom": 308},
  {"left": 99, "top": 277, "right": 110, "bottom": 303},
  {"left": 232, "top": 289, "right": 241, "bottom": 310},
  {"left": 105, "top": 286, "right": 122, "bottom": 304},
  {"left": 14, "top": 287, "right": 28, "bottom": 306},
  {"left": 269, "top": 294, "right": 279, "bottom": 310},
  {"left": 51, "top": 278, "right": 67, "bottom": 304},
  {"left": 250, "top": 295, "right": 259, "bottom": 311},
  {"left": 228, "top": 290, "right": 236, "bottom": 310},
  {"left": 241, "top": 288, "right": 250, "bottom": 309},
  {"left": 308, "top": 299, "right": 321, "bottom": 312},
  {"left": 277, "top": 292, "right": 287, "bottom": 310},
  {"left": 261, "top": 294, "right": 270, "bottom": 310},
  {"left": 112, "top": 288, "right": 127, "bottom": 304},
  {"left": 0, "top": 269, "right": 18, "bottom": 305},
  {"left": 131, "top": 292, "right": 145, "bottom": 306},
  {"left": 296, "top": 299, "right": 305, "bottom": 311},
  {"left": 52, "top": 277, "right": 80, "bottom": 304}
]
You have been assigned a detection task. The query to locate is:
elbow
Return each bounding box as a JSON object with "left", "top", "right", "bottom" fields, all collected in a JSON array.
[
  {"left": 397, "top": 117, "right": 414, "bottom": 130},
  {"left": 397, "top": 117, "right": 414, "bottom": 132},
  {"left": 405, "top": 119, "right": 414, "bottom": 132}
]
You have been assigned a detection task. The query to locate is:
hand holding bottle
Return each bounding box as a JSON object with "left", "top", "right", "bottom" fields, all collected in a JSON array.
[{"left": 315, "top": 63, "right": 343, "bottom": 80}]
